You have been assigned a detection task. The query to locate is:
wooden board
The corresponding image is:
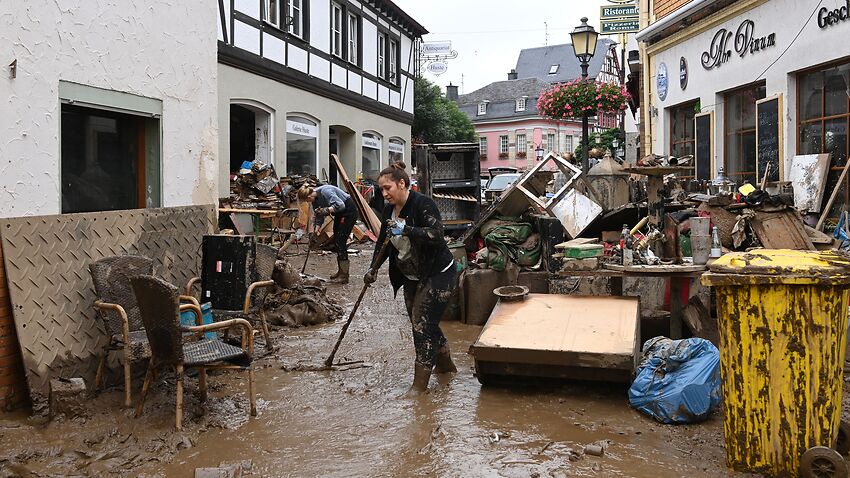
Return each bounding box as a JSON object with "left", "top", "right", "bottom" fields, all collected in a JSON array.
[
  {"left": 331, "top": 153, "right": 382, "bottom": 236},
  {"left": 788, "top": 153, "right": 831, "bottom": 213},
  {"left": 604, "top": 263, "right": 707, "bottom": 273},
  {"left": 471, "top": 294, "right": 640, "bottom": 383},
  {"left": 756, "top": 94, "right": 783, "bottom": 182},
  {"left": 750, "top": 209, "right": 815, "bottom": 250}
]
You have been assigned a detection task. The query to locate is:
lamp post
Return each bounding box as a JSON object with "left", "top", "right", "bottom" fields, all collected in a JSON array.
[
  {"left": 571, "top": 16, "right": 599, "bottom": 175},
  {"left": 535, "top": 144, "right": 545, "bottom": 161}
]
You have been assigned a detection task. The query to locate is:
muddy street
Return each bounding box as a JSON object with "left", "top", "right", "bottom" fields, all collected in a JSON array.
[{"left": 0, "top": 248, "right": 788, "bottom": 477}]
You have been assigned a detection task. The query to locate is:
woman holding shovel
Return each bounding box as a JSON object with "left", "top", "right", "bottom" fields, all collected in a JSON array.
[
  {"left": 298, "top": 184, "right": 358, "bottom": 284},
  {"left": 363, "top": 162, "right": 457, "bottom": 395}
]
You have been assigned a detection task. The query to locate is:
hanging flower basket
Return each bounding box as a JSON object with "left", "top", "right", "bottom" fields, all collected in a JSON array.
[{"left": 537, "top": 80, "right": 631, "bottom": 120}]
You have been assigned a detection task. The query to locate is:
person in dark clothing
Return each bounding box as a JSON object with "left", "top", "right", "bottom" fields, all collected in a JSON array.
[
  {"left": 363, "top": 162, "right": 457, "bottom": 395},
  {"left": 298, "top": 184, "right": 358, "bottom": 284}
]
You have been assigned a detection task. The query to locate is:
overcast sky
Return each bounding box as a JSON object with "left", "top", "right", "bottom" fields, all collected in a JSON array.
[{"left": 393, "top": 0, "right": 619, "bottom": 94}]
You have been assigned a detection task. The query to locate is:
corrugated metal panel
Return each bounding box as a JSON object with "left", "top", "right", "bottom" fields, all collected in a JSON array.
[{"left": 0, "top": 205, "right": 216, "bottom": 404}]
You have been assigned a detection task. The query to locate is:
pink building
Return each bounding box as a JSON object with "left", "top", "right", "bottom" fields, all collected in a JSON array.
[{"left": 454, "top": 40, "right": 620, "bottom": 175}]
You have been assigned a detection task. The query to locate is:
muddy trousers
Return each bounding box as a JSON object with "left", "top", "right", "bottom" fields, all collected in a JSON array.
[
  {"left": 402, "top": 266, "right": 456, "bottom": 368},
  {"left": 333, "top": 198, "right": 358, "bottom": 261}
]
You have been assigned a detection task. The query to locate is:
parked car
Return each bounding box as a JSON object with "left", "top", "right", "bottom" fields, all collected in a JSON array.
[{"left": 483, "top": 172, "right": 521, "bottom": 204}]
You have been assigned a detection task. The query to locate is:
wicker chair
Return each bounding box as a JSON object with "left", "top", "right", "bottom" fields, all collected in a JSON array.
[
  {"left": 90, "top": 255, "right": 202, "bottom": 407},
  {"left": 131, "top": 275, "right": 257, "bottom": 431},
  {"left": 185, "top": 243, "right": 278, "bottom": 351}
]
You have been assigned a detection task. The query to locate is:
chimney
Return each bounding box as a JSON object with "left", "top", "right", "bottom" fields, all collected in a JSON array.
[
  {"left": 508, "top": 69, "right": 518, "bottom": 80},
  {"left": 446, "top": 83, "right": 459, "bottom": 102}
]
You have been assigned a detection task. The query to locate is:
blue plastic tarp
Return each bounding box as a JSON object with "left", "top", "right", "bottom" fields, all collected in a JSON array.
[{"left": 628, "top": 337, "right": 722, "bottom": 424}]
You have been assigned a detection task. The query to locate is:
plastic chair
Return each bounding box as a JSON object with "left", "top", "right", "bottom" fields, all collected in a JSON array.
[{"left": 131, "top": 275, "right": 257, "bottom": 431}]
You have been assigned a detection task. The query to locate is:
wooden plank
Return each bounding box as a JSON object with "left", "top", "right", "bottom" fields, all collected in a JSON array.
[
  {"left": 331, "top": 154, "right": 381, "bottom": 236},
  {"left": 471, "top": 294, "right": 639, "bottom": 379},
  {"left": 750, "top": 210, "right": 815, "bottom": 250}
]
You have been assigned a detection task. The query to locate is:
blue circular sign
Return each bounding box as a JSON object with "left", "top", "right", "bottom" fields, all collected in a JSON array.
[{"left": 657, "top": 62, "right": 669, "bottom": 101}]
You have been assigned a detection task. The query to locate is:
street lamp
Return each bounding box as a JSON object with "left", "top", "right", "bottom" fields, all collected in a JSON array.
[
  {"left": 571, "top": 16, "right": 599, "bottom": 175},
  {"left": 535, "top": 144, "right": 545, "bottom": 161}
]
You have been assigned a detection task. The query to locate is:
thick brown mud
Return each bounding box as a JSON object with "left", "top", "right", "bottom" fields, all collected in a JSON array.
[{"left": 2, "top": 246, "right": 846, "bottom": 477}]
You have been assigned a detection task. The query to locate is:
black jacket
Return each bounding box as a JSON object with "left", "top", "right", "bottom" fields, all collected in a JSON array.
[{"left": 370, "top": 191, "right": 453, "bottom": 294}]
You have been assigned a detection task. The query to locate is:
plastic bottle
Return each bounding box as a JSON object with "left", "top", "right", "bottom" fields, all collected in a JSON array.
[{"left": 710, "top": 226, "right": 722, "bottom": 258}]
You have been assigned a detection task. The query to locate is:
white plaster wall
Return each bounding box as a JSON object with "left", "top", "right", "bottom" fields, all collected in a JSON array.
[
  {"left": 647, "top": 0, "right": 850, "bottom": 177},
  {"left": 218, "top": 64, "right": 411, "bottom": 197},
  {"left": 0, "top": 0, "right": 218, "bottom": 218}
]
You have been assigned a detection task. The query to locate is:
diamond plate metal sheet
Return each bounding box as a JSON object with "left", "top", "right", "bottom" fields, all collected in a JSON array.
[{"left": 0, "top": 205, "right": 216, "bottom": 404}]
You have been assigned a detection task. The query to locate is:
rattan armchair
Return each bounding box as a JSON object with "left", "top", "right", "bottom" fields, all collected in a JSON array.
[
  {"left": 184, "top": 243, "right": 278, "bottom": 351},
  {"left": 131, "top": 275, "right": 257, "bottom": 431}
]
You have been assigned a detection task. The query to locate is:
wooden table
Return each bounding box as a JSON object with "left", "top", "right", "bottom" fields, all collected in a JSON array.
[
  {"left": 218, "top": 208, "right": 299, "bottom": 246},
  {"left": 558, "top": 262, "right": 707, "bottom": 339}
]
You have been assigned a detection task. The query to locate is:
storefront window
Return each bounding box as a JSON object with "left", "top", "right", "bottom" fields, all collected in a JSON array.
[
  {"left": 669, "top": 100, "right": 698, "bottom": 159},
  {"left": 798, "top": 62, "right": 850, "bottom": 218},
  {"left": 388, "top": 138, "right": 404, "bottom": 164},
  {"left": 362, "top": 133, "right": 382, "bottom": 180},
  {"left": 286, "top": 116, "right": 318, "bottom": 176},
  {"left": 724, "top": 83, "right": 766, "bottom": 184}
]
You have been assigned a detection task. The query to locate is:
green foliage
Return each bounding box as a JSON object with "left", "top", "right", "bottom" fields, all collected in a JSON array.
[
  {"left": 413, "top": 76, "right": 475, "bottom": 144},
  {"left": 574, "top": 128, "right": 624, "bottom": 161}
]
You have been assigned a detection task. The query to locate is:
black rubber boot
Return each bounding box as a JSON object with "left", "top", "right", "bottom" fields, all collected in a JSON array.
[
  {"left": 434, "top": 344, "right": 458, "bottom": 374},
  {"left": 402, "top": 363, "right": 432, "bottom": 397},
  {"left": 330, "top": 259, "right": 349, "bottom": 284}
]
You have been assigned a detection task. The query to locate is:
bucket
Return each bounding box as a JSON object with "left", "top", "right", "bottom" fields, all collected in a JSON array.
[
  {"left": 180, "top": 302, "right": 216, "bottom": 340},
  {"left": 690, "top": 217, "right": 710, "bottom": 236},
  {"left": 691, "top": 234, "right": 711, "bottom": 265}
]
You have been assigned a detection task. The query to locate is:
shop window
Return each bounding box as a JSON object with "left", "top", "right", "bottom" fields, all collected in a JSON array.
[
  {"left": 388, "top": 138, "right": 404, "bottom": 164},
  {"left": 798, "top": 62, "right": 850, "bottom": 218},
  {"left": 61, "top": 104, "right": 160, "bottom": 213},
  {"left": 669, "top": 100, "right": 698, "bottom": 159},
  {"left": 286, "top": 116, "right": 318, "bottom": 176},
  {"left": 362, "top": 132, "right": 382, "bottom": 179},
  {"left": 724, "top": 83, "right": 766, "bottom": 184}
]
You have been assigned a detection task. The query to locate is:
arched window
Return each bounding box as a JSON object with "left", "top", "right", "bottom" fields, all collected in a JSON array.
[
  {"left": 286, "top": 115, "right": 319, "bottom": 176},
  {"left": 388, "top": 137, "right": 405, "bottom": 164},
  {"left": 362, "top": 132, "right": 382, "bottom": 179}
]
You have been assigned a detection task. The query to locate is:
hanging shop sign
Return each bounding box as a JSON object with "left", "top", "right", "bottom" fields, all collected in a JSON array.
[
  {"left": 426, "top": 61, "right": 448, "bottom": 76},
  {"left": 679, "top": 57, "right": 688, "bottom": 90},
  {"left": 818, "top": 0, "right": 850, "bottom": 28},
  {"left": 701, "top": 19, "right": 776, "bottom": 70},
  {"left": 657, "top": 62, "right": 669, "bottom": 101},
  {"left": 601, "top": 18, "right": 640, "bottom": 34},
  {"left": 600, "top": 4, "right": 638, "bottom": 19},
  {"left": 421, "top": 41, "right": 452, "bottom": 56}
]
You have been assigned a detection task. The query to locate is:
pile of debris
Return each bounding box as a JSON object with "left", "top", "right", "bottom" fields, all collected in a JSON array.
[
  {"left": 261, "top": 255, "right": 344, "bottom": 327},
  {"left": 225, "top": 159, "right": 318, "bottom": 210}
]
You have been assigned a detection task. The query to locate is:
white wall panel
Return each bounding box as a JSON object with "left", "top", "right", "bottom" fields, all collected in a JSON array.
[
  {"left": 378, "top": 85, "right": 390, "bottom": 104},
  {"left": 363, "top": 7, "right": 377, "bottom": 20},
  {"left": 362, "top": 19, "right": 378, "bottom": 76},
  {"left": 288, "top": 43, "right": 308, "bottom": 73},
  {"left": 234, "top": 20, "right": 260, "bottom": 55},
  {"left": 233, "top": 0, "right": 259, "bottom": 19},
  {"left": 348, "top": 71, "right": 362, "bottom": 94},
  {"left": 263, "top": 33, "right": 286, "bottom": 64},
  {"left": 310, "top": 0, "right": 330, "bottom": 53},
  {"left": 400, "top": 35, "right": 413, "bottom": 73},
  {"left": 332, "top": 63, "right": 347, "bottom": 88},
  {"left": 310, "top": 54, "right": 330, "bottom": 81},
  {"left": 390, "top": 90, "right": 400, "bottom": 109},
  {"left": 402, "top": 79, "right": 413, "bottom": 113},
  {"left": 362, "top": 78, "right": 377, "bottom": 100}
]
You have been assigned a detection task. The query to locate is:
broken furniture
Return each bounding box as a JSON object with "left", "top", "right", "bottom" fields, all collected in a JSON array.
[
  {"left": 131, "top": 275, "right": 257, "bottom": 432},
  {"left": 219, "top": 207, "right": 300, "bottom": 249},
  {"left": 470, "top": 294, "right": 639, "bottom": 384},
  {"left": 185, "top": 237, "right": 277, "bottom": 352},
  {"left": 623, "top": 166, "right": 693, "bottom": 257},
  {"left": 414, "top": 143, "right": 482, "bottom": 233},
  {"left": 90, "top": 255, "right": 203, "bottom": 408}
]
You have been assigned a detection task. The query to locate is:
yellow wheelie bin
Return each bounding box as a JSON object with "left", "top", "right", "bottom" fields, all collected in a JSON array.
[{"left": 702, "top": 249, "right": 850, "bottom": 477}]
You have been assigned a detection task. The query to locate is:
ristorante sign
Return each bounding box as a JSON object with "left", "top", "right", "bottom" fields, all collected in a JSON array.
[
  {"left": 701, "top": 19, "right": 776, "bottom": 70},
  {"left": 818, "top": 0, "right": 850, "bottom": 28}
]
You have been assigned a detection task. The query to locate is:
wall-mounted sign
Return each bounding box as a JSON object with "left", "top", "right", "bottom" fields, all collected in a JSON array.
[
  {"left": 679, "top": 57, "right": 688, "bottom": 90},
  {"left": 601, "top": 18, "right": 640, "bottom": 34},
  {"left": 600, "top": 4, "right": 638, "bottom": 19},
  {"left": 388, "top": 142, "right": 405, "bottom": 154},
  {"left": 421, "top": 41, "right": 452, "bottom": 56},
  {"left": 426, "top": 61, "right": 448, "bottom": 76},
  {"left": 362, "top": 136, "right": 382, "bottom": 149},
  {"left": 818, "top": 1, "right": 850, "bottom": 28},
  {"left": 657, "top": 62, "right": 669, "bottom": 101},
  {"left": 701, "top": 19, "right": 776, "bottom": 70},
  {"left": 286, "top": 119, "right": 317, "bottom": 137}
]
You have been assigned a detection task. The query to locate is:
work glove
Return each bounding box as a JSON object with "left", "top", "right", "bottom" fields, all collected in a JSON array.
[
  {"left": 363, "top": 270, "right": 377, "bottom": 284},
  {"left": 387, "top": 218, "right": 406, "bottom": 236}
]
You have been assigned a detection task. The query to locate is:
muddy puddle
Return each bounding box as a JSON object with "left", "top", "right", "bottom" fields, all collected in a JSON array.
[{"left": 0, "top": 247, "right": 837, "bottom": 477}]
